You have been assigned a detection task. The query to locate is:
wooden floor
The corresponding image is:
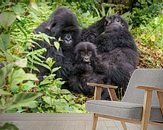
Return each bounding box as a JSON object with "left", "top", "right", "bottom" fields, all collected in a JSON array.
[
  {"left": 0, "top": 113, "right": 140, "bottom": 130},
  {"left": 1, "top": 113, "right": 162, "bottom": 130}
]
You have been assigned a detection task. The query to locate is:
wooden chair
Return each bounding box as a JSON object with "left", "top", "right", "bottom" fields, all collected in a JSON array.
[{"left": 86, "top": 69, "right": 163, "bottom": 130}]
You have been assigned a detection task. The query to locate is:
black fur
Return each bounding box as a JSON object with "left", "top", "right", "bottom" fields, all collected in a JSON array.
[
  {"left": 68, "top": 42, "right": 109, "bottom": 99},
  {"left": 81, "top": 17, "right": 106, "bottom": 43},
  {"left": 31, "top": 7, "right": 81, "bottom": 81},
  {"left": 95, "top": 15, "right": 139, "bottom": 90}
]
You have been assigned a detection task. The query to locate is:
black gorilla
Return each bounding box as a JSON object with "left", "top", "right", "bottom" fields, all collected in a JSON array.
[
  {"left": 31, "top": 7, "right": 81, "bottom": 81},
  {"left": 95, "top": 15, "right": 139, "bottom": 90},
  {"left": 81, "top": 17, "right": 106, "bottom": 43},
  {"left": 68, "top": 42, "right": 109, "bottom": 99}
]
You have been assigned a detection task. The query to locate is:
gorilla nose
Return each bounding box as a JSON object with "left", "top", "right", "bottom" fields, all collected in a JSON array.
[{"left": 66, "top": 34, "right": 71, "bottom": 40}]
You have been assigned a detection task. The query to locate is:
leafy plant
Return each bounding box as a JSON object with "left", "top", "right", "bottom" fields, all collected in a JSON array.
[
  {"left": 129, "top": 3, "right": 162, "bottom": 28},
  {"left": 34, "top": 57, "right": 85, "bottom": 113},
  {"left": 0, "top": 2, "right": 43, "bottom": 113},
  {"left": 132, "top": 15, "right": 163, "bottom": 51},
  {"left": 0, "top": 123, "right": 19, "bottom": 130}
]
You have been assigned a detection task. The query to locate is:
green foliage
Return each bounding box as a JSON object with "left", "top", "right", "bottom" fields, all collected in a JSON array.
[
  {"left": 0, "top": 123, "right": 19, "bottom": 130},
  {"left": 132, "top": 15, "right": 163, "bottom": 51},
  {"left": 33, "top": 57, "right": 85, "bottom": 113},
  {"left": 0, "top": 2, "right": 86, "bottom": 113},
  {"left": 0, "top": 60, "right": 41, "bottom": 112},
  {"left": 129, "top": 3, "right": 162, "bottom": 28},
  {"left": 0, "top": 12, "right": 16, "bottom": 29}
]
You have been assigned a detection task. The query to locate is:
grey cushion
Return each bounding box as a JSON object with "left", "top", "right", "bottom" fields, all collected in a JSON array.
[{"left": 86, "top": 100, "right": 163, "bottom": 122}]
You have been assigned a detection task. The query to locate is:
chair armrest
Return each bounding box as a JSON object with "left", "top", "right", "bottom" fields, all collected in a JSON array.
[
  {"left": 87, "top": 82, "right": 118, "bottom": 89},
  {"left": 137, "top": 86, "right": 163, "bottom": 92},
  {"left": 87, "top": 82, "right": 118, "bottom": 101}
]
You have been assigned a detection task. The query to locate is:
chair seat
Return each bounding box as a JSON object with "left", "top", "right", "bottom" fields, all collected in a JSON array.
[{"left": 86, "top": 100, "right": 163, "bottom": 122}]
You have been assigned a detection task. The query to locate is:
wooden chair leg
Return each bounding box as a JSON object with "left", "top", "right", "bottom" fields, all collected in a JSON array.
[
  {"left": 107, "top": 88, "right": 118, "bottom": 101},
  {"left": 121, "top": 121, "right": 127, "bottom": 130},
  {"left": 141, "top": 90, "right": 152, "bottom": 130},
  {"left": 92, "top": 113, "right": 98, "bottom": 130},
  {"left": 157, "top": 91, "right": 163, "bottom": 114}
]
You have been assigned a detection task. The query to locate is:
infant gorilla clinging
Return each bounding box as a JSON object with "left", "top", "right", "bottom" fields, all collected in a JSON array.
[{"left": 68, "top": 42, "right": 109, "bottom": 99}]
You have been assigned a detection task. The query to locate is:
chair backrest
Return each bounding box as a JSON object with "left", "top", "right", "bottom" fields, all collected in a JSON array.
[{"left": 122, "top": 68, "right": 163, "bottom": 107}]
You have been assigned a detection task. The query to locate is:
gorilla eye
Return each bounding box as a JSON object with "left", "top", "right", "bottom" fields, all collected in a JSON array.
[
  {"left": 81, "top": 51, "right": 85, "bottom": 56},
  {"left": 104, "top": 21, "right": 108, "bottom": 26},
  {"left": 121, "top": 23, "right": 124, "bottom": 26},
  {"left": 88, "top": 51, "right": 92, "bottom": 56},
  {"left": 105, "top": 19, "right": 111, "bottom": 25}
]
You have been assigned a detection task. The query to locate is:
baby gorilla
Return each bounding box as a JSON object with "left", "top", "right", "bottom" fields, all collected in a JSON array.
[{"left": 68, "top": 42, "right": 109, "bottom": 99}]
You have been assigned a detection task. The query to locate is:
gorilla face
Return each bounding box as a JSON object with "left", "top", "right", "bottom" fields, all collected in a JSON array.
[
  {"left": 75, "top": 42, "right": 97, "bottom": 63},
  {"left": 45, "top": 7, "right": 80, "bottom": 50},
  {"left": 105, "top": 15, "right": 128, "bottom": 32},
  {"left": 80, "top": 50, "right": 93, "bottom": 63},
  {"left": 59, "top": 26, "right": 80, "bottom": 50},
  {"left": 61, "top": 31, "right": 74, "bottom": 48}
]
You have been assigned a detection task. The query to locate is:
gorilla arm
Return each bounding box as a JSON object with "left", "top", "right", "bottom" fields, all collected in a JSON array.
[
  {"left": 81, "top": 17, "right": 106, "bottom": 43},
  {"left": 101, "top": 48, "right": 139, "bottom": 90}
]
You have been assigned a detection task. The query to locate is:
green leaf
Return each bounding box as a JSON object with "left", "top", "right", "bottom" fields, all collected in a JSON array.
[
  {"left": 63, "top": 95, "right": 74, "bottom": 102},
  {"left": 12, "top": 3, "right": 25, "bottom": 17},
  {"left": 8, "top": 69, "right": 26, "bottom": 89},
  {"left": 0, "top": 12, "right": 16, "bottom": 28},
  {"left": 14, "top": 58, "right": 27, "bottom": 68},
  {"left": 0, "top": 64, "right": 12, "bottom": 88},
  {"left": 54, "top": 41, "right": 60, "bottom": 50},
  {"left": 8, "top": 68, "right": 38, "bottom": 92},
  {"left": 42, "top": 96, "right": 53, "bottom": 106},
  {"left": 30, "top": 1, "right": 38, "bottom": 11},
  {"left": 52, "top": 67, "right": 60, "bottom": 73},
  {"left": 25, "top": 101, "right": 38, "bottom": 108},
  {"left": 3, "top": 52, "right": 14, "bottom": 62},
  {"left": 11, "top": 85, "right": 19, "bottom": 93},
  {"left": 8, "top": 93, "right": 42, "bottom": 110},
  {"left": 21, "top": 81, "right": 36, "bottom": 91},
  {"left": 0, "top": 123, "right": 19, "bottom": 130},
  {"left": 0, "top": 89, "right": 11, "bottom": 96},
  {"left": 0, "top": 97, "right": 6, "bottom": 107},
  {"left": 55, "top": 99, "right": 69, "bottom": 112},
  {"left": 25, "top": 73, "right": 38, "bottom": 81},
  {"left": 0, "top": 33, "right": 10, "bottom": 51},
  {"left": 60, "top": 89, "right": 71, "bottom": 94},
  {"left": 46, "top": 57, "right": 55, "bottom": 68},
  {"left": 43, "top": 35, "right": 50, "bottom": 44}
]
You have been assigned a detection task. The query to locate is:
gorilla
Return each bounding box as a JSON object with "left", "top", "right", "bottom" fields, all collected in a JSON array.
[
  {"left": 95, "top": 14, "right": 139, "bottom": 90},
  {"left": 68, "top": 42, "right": 109, "bottom": 99},
  {"left": 31, "top": 7, "right": 81, "bottom": 81},
  {"left": 81, "top": 17, "right": 106, "bottom": 43}
]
